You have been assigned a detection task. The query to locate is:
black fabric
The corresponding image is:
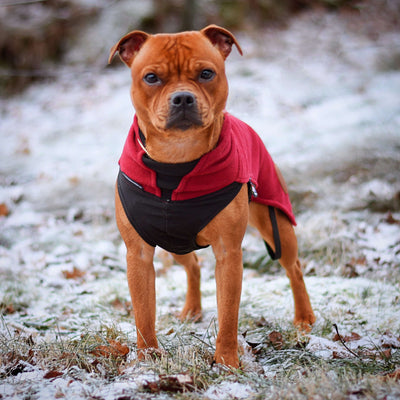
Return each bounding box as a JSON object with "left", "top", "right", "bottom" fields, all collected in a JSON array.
[
  {"left": 264, "top": 206, "right": 282, "bottom": 260},
  {"left": 118, "top": 170, "right": 242, "bottom": 254},
  {"left": 142, "top": 155, "right": 199, "bottom": 200}
]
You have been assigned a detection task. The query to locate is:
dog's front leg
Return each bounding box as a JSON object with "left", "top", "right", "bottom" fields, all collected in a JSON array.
[
  {"left": 126, "top": 245, "right": 158, "bottom": 355},
  {"left": 115, "top": 187, "right": 158, "bottom": 357},
  {"left": 213, "top": 245, "right": 243, "bottom": 368},
  {"left": 198, "top": 184, "right": 249, "bottom": 368}
]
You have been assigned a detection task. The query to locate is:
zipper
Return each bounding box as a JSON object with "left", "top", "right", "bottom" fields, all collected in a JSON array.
[{"left": 121, "top": 172, "right": 143, "bottom": 190}]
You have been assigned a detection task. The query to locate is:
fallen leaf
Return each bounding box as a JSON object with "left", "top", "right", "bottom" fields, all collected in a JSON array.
[
  {"left": 143, "top": 380, "right": 160, "bottom": 393},
  {"left": 110, "top": 298, "right": 133, "bottom": 316},
  {"left": 332, "top": 351, "right": 347, "bottom": 359},
  {"left": 385, "top": 211, "right": 400, "bottom": 225},
  {"left": 255, "top": 316, "right": 268, "bottom": 327},
  {"left": 54, "top": 389, "right": 65, "bottom": 398},
  {"left": 62, "top": 267, "right": 85, "bottom": 280},
  {"left": 349, "top": 256, "right": 367, "bottom": 266},
  {"left": 383, "top": 369, "right": 400, "bottom": 381},
  {"left": 68, "top": 176, "right": 80, "bottom": 186},
  {"left": 381, "top": 348, "right": 392, "bottom": 359},
  {"left": 111, "top": 298, "right": 124, "bottom": 310},
  {"left": 333, "top": 332, "right": 361, "bottom": 342},
  {"left": 143, "top": 374, "right": 194, "bottom": 393},
  {"left": 343, "top": 263, "right": 359, "bottom": 277},
  {"left": 91, "top": 339, "right": 129, "bottom": 358},
  {"left": 44, "top": 370, "right": 64, "bottom": 380},
  {"left": 0, "top": 203, "right": 9, "bottom": 217},
  {"left": 268, "top": 331, "right": 283, "bottom": 350},
  {"left": 0, "top": 303, "right": 15, "bottom": 314}
]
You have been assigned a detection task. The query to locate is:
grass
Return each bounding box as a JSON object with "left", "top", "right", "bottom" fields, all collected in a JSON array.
[
  {"left": 0, "top": 321, "right": 128, "bottom": 379},
  {"left": 1, "top": 248, "right": 399, "bottom": 399},
  {"left": 1, "top": 211, "right": 399, "bottom": 398},
  {"left": 1, "top": 309, "right": 400, "bottom": 400}
]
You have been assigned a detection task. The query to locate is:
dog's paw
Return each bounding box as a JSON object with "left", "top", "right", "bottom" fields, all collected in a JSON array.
[
  {"left": 294, "top": 311, "right": 316, "bottom": 332},
  {"left": 178, "top": 306, "right": 202, "bottom": 322},
  {"left": 213, "top": 350, "right": 240, "bottom": 369},
  {"left": 137, "top": 347, "right": 166, "bottom": 361}
]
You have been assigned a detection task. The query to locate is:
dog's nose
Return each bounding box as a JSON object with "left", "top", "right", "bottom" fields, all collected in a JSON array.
[
  {"left": 170, "top": 91, "right": 196, "bottom": 108},
  {"left": 167, "top": 91, "right": 202, "bottom": 130}
]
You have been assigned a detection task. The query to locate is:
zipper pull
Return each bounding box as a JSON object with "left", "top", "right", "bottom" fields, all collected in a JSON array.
[{"left": 250, "top": 180, "right": 258, "bottom": 198}]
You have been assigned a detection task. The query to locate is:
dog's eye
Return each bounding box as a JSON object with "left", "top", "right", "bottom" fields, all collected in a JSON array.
[
  {"left": 199, "top": 69, "right": 215, "bottom": 82},
  {"left": 143, "top": 73, "right": 161, "bottom": 85}
]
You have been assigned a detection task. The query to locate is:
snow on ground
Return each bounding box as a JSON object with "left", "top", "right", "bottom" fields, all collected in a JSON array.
[{"left": 1, "top": 7, "right": 400, "bottom": 400}]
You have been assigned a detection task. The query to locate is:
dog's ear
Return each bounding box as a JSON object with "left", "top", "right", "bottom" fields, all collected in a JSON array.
[
  {"left": 201, "top": 25, "right": 243, "bottom": 59},
  {"left": 108, "top": 31, "right": 149, "bottom": 66}
]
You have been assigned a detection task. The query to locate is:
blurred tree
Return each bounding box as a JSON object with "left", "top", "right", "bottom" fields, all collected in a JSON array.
[
  {"left": 181, "top": 0, "right": 197, "bottom": 30},
  {"left": 0, "top": 0, "right": 98, "bottom": 95},
  {"left": 142, "top": 0, "right": 199, "bottom": 32},
  {"left": 1, "top": 0, "right": 398, "bottom": 95}
]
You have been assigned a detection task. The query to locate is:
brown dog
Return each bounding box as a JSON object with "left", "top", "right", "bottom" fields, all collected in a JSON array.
[{"left": 109, "top": 25, "right": 315, "bottom": 368}]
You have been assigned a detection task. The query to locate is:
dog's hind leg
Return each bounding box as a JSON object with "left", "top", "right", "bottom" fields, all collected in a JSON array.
[
  {"left": 172, "top": 252, "right": 202, "bottom": 322},
  {"left": 249, "top": 203, "right": 316, "bottom": 330}
]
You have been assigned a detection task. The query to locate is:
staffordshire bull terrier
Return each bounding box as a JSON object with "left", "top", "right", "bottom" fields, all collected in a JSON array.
[{"left": 109, "top": 25, "right": 315, "bottom": 368}]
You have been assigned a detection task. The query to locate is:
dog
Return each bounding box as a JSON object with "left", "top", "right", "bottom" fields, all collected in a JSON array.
[{"left": 109, "top": 25, "right": 315, "bottom": 368}]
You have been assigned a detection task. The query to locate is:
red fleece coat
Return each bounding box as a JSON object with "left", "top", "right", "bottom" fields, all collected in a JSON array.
[{"left": 119, "top": 112, "right": 296, "bottom": 226}]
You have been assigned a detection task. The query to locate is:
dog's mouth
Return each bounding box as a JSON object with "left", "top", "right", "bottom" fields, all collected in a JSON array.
[
  {"left": 165, "top": 91, "right": 203, "bottom": 131},
  {"left": 166, "top": 113, "right": 203, "bottom": 130}
]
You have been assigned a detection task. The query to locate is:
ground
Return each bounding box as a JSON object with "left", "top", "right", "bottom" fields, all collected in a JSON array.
[{"left": 1, "top": 7, "right": 400, "bottom": 400}]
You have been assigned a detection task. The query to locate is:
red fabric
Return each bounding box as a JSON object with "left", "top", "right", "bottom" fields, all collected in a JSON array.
[{"left": 119, "top": 113, "right": 296, "bottom": 225}]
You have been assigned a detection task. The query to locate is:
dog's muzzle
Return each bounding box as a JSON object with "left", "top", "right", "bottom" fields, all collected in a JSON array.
[{"left": 166, "top": 91, "right": 203, "bottom": 130}]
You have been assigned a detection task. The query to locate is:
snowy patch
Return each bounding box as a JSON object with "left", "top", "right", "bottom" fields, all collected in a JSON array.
[{"left": 205, "top": 382, "right": 255, "bottom": 400}]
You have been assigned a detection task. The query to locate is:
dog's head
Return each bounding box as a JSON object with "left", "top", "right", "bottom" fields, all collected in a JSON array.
[{"left": 109, "top": 25, "right": 242, "bottom": 138}]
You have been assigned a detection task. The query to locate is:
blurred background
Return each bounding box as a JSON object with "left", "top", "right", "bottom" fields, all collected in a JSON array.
[
  {"left": 1, "top": 0, "right": 399, "bottom": 95},
  {"left": 0, "top": 0, "right": 399, "bottom": 272}
]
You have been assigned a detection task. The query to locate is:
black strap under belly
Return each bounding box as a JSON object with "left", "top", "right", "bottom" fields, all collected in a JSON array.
[{"left": 264, "top": 206, "right": 282, "bottom": 260}]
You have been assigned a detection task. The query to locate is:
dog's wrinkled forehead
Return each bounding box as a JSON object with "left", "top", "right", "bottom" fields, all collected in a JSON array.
[{"left": 133, "top": 32, "right": 224, "bottom": 74}]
